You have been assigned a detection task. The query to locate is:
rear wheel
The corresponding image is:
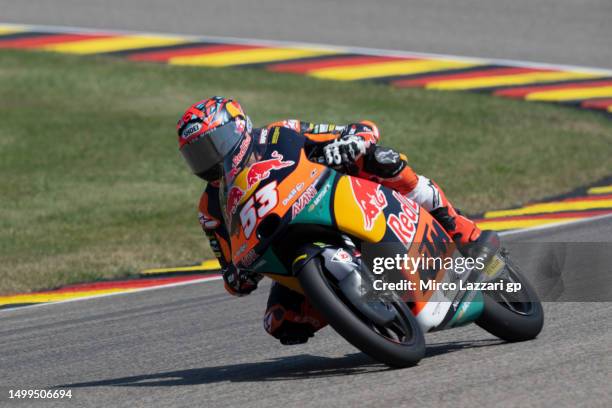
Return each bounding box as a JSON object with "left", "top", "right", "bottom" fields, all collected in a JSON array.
[
  {"left": 476, "top": 254, "right": 544, "bottom": 342},
  {"left": 298, "top": 255, "right": 425, "bottom": 368}
]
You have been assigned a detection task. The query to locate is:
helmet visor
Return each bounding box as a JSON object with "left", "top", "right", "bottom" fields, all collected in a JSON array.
[{"left": 180, "top": 121, "right": 244, "bottom": 176}]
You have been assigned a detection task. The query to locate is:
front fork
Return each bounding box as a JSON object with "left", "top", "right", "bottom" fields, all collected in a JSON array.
[{"left": 292, "top": 238, "right": 399, "bottom": 327}]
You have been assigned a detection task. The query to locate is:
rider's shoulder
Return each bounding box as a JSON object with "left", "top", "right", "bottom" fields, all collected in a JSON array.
[
  {"left": 257, "top": 122, "right": 301, "bottom": 143},
  {"left": 264, "top": 119, "right": 302, "bottom": 132}
]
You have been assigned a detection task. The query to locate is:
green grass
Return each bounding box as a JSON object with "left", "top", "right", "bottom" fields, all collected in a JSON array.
[{"left": 1, "top": 49, "right": 611, "bottom": 295}]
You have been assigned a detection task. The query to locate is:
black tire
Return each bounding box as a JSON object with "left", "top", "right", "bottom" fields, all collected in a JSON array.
[
  {"left": 298, "top": 256, "right": 425, "bottom": 368},
  {"left": 476, "top": 259, "right": 544, "bottom": 342}
]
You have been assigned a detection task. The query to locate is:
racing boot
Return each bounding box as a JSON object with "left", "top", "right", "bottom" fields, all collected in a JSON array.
[{"left": 263, "top": 282, "right": 327, "bottom": 345}]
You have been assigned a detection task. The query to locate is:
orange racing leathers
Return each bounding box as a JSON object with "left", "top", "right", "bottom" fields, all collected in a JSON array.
[{"left": 198, "top": 119, "right": 481, "bottom": 344}]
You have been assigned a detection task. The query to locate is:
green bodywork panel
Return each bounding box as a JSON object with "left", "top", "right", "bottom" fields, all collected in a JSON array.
[
  {"left": 290, "top": 174, "right": 335, "bottom": 226},
  {"left": 252, "top": 247, "right": 286, "bottom": 275},
  {"left": 447, "top": 291, "right": 485, "bottom": 327}
]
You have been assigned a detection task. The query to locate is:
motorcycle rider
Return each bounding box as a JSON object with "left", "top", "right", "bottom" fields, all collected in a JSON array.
[{"left": 178, "top": 96, "right": 483, "bottom": 345}]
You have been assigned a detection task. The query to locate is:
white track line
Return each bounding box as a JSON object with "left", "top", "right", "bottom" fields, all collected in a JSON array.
[{"left": 1, "top": 22, "right": 612, "bottom": 75}]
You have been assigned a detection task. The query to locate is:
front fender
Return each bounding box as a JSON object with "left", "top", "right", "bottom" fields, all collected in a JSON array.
[{"left": 292, "top": 244, "right": 355, "bottom": 281}]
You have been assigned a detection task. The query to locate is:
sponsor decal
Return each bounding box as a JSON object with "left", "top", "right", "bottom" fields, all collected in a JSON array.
[
  {"left": 226, "top": 186, "right": 245, "bottom": 215},
  {"left": 331, "top": 248, "right": 352, "bottom": 263},
  {"left": 258, "top": 128, "right": 268, "bottom": 144},
  {"left": 387, "top": 190, "right": 420, "bottom": 248},
  {"left": 182, "top": 122, "right": 202, "bottom": 139},
  {"left": 285, "top": 120, "right": 300, "bottom": 131},
  {"left": 375, "top": 149, "right": 399, "bottom": 164},
  {"left": 349, "top": 177, "right": 388, "bottom": 231},
  {"left": 271, "top": 127, "right": 280, "bottom": 144},
  {"left": 198, "top": 211, "right": 221, "bottom": 229},
  {"left": 232, "top": 133, "right": 251, "bottom": 167},
  {"left": 235, "top": 118, "right": 246, "bottom": 133},
  {"left": 241, "top": 249, "right": 259, "bottom": 267},
  {"left": 309, "top": 181, "right": 330, "bottom": 210},
  {"left": 282, "top": 182, "right": 304, "bottom": 206},
  {"left": 246, "top": 151, "right": 294, "bottom": 188},
  {"left": 317, "top": 124, "right": 329, "bottom": 133},
  {"left": 292, "top": 184, "right": 318, "bottom": 217}
]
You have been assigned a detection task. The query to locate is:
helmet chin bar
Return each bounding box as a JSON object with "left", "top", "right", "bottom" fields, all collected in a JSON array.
[{"left": 197, "top": 164, "right": 222, "bottom": 181}]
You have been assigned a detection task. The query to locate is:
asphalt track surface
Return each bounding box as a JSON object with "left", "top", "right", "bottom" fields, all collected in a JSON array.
[
  {"left": 1, "top": 217, "right": 611, "bottom": 408},
  {"left": 1, "top": 0, "right": 611, "bottom": 69}
]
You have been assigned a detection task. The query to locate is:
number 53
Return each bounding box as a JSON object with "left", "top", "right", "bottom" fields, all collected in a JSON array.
[{"left": 239, "top": 182, "right": 278, "bottom": 238}]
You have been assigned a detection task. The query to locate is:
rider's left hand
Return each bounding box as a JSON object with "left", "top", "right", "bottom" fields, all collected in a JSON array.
[
  {"left": 323, "top": 136, "right": 367, "bottom": 168},
  {"left": 223, "top": 264, "right": 262, "bottom": 296}
]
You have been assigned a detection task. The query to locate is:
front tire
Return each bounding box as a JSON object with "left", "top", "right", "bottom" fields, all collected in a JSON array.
[{"left": 298, "top": 256, "right": 425, "bottom": 368}]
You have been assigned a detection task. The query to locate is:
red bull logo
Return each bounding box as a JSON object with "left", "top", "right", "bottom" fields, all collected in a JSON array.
[
  {"left": 349, "top": 177, "right": 388, "bottom": 231},
  {"left": 387, "top": 190, "right": 420, "bottom": 248},
  {"left": 246, "top": 151, "right": 294, "bottom": 188},
  {"left": 226, "top": 186, "right": 245, "bottom": 215}
]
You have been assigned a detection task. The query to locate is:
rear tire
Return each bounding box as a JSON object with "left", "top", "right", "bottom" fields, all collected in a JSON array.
[
  {"left": 298, "top": 256, "right": 425, "bottom": 368},
  {"left": 476, "top": 258, "right": 544, "bottom": 342}
]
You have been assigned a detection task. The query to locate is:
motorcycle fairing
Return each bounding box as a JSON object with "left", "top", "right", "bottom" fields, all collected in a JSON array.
[
  {"left": 329, "top": 175, "right": 485, "bottom": 331},
  {"left": 223, "top": 126, "right": 484, "bottom": 331}
]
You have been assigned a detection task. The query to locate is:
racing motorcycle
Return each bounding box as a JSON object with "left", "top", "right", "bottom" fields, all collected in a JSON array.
[{"left": 221, "top": 126, "right": 544, "bottom": 368}]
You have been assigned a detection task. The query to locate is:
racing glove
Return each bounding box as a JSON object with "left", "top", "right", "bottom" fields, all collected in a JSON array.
[
  {"left": 323, "top": 135, "right": 368, "bottom": 168},
  {"left": 223, "top": 264, "right": 263, "bottom": 297}
]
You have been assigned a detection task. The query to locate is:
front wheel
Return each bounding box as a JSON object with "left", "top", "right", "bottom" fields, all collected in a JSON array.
[
  {"left": 297, "top": 255, "right": 425, "bottom": 368},
  {"left": 476, "top": 255, "right": 544, "bottom": 342}
]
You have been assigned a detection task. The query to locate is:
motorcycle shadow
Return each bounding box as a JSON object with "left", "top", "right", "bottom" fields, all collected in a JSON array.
[
  {"left": 57, "top": 353, "right": 381, "bottom": 388},
  {"left": 425, "top": 338, "right": 505, "bottom": 358},
  {"left": 57, "top": 339, "right": 502, "bottom": 388}
]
